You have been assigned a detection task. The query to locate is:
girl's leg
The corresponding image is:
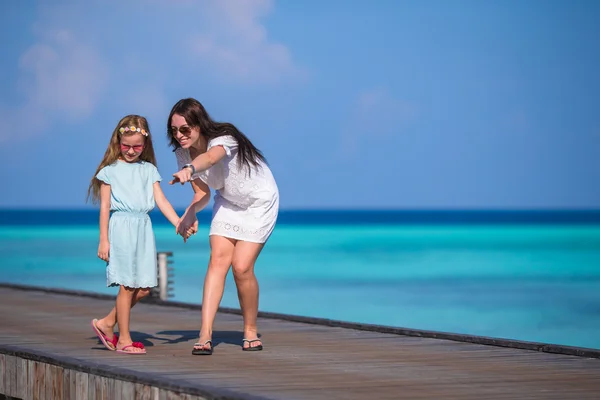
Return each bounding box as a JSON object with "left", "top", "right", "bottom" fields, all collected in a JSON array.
[
  {"left": 96, "top": 287, "right": 150, "bottom": 340},
  {"left": 194, "top": 235, "right": 236, "bottom": 351},
  {"left": 231, "top": 241, "right": 265, "bottom": 349},
  {"left": 115, "top": 285, "right": 145, "bottom": 353}
]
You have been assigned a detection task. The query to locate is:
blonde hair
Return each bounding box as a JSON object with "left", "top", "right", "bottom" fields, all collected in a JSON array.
[{"left": 86, "top": 115, "right": 157, "bottom": 204}]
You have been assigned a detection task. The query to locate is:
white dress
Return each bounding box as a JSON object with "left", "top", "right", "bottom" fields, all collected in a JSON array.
[{"left": 175, "top": 135, "right": 279, "bottom": 243}]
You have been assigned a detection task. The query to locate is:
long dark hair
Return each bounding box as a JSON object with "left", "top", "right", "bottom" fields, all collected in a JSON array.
[{"left": 167, "top": 98, "right": 267, "bottom": 171}]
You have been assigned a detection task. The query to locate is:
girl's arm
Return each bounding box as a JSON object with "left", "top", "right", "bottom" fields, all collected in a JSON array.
[
  {"left": 170, "top": 146, "right": 227, "bottom": 184},
  {"left": 153, "top": 182, "right": 180, "bottom": 227},
  {"left": 97, "top": 183, "right": 111, "bottom": 262}
]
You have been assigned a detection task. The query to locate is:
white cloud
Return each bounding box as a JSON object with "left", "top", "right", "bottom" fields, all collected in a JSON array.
[
  {"left": 188, "top": 0, "right": 307, "bottom": 84},
  {"left": 19, "top": 30, "right": 108, "bottom": 120},
  {"left": 0, "top": 0, "right": 304, "bottom": 143},
  {"left": 0, "top": 28, "right": 108, "bottom": 143}
]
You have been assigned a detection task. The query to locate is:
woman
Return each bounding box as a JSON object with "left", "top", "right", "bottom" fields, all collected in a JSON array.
[{"left": 168, "top": 98, "right": 279, "bottom": 355}]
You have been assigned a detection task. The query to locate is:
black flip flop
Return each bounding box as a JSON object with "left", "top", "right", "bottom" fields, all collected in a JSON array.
[
  {"left": 242, "top": 338, "right": 263, "bottom": 351},
  {"left": 192, "top": 340, "right": 213, "bottom": 355}
]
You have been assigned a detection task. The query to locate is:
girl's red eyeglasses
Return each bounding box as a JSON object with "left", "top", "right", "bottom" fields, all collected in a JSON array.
[{"left": 120, "top": 144, "right": 144, "bottom": 153}]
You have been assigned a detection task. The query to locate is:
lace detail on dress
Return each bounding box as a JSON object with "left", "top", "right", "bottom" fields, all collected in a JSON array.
[
  {"left": 211, "top": 219, "right": 268, "bottom": 238},
  {"left": 222, "top": 168, "right": 263, "bottom": 207}
]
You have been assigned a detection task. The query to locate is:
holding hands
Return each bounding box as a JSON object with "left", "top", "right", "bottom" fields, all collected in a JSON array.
[{"left": 177, "top": 210, "right": 198, "bottom": 243}]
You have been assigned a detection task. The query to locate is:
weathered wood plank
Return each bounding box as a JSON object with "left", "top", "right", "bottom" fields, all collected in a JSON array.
[
  {"left": 62, "top": 368, "right": 71, "bottom": 400},
  {"left": 33, "top": 361, "right": 45, "bottom": 400},
  {"left": 69, "top": 368, "right": 77, "bottom": 400},
  {"left": 134, "top": 382, "right": 151, "bottom": 400},
  {"left": 44, "top": 363, "right": 52, "bottom": 400},
  {"left": 75, "top": 371, "right": 88, "bottom": 400},
  {"left": 105, "top": 376, "right": 116, "bottom": 400},
  {"left": 111, "top": 378, "right": 121, "bottom": 400},
  {"left": 16, "top": 357, "right": 27, "bottom": 400},
  {"left": 121, "top": 380, "right": 136, "bottom": 400},
  {"left": 4, "top": 355, "right": 17, "bottom": 399},
  {"left": 87, "top": 372, "right": 97, "bottom": 400},
  {"left": 51, "top": 365, "right": 64, "bottom": 400},
  {"left": 27, "top": 359, "right": 34, "bottom": 400},
  {"left": 0, "top": 354, "right": 4, "bottom": 395}
]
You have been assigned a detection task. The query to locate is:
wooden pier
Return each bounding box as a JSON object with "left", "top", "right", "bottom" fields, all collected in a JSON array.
[{"left": 0, "top": 283, "right": 599, "bottom": 399}]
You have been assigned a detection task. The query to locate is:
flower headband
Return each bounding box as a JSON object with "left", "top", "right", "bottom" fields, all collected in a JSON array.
[{"left": 119, "top": 126, "right": 149, "bottom": 136}]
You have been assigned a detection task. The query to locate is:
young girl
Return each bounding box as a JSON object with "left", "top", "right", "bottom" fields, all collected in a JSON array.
[{"left": 87, "top": 114, "right": 182, "bottom": 355}]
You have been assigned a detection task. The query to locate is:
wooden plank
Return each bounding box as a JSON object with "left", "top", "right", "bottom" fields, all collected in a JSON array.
[
  {"left": 4, "top": 355, "right": 17, "bottom": 399},
  {"left": 27, "top": 359, "right": 34, "bottom": 400},
  {"left": 44, "top": 363, "right": 52, "bottom": 400},
  {"left": 98, "top": 375, "right": 110, "bottom": 400},
  {"left": 33, "top": 361, "right": 45, "bottom": 400},
  {"left": 70, "top": 367, "right": 77, "bottom": 400},
  {"left": 0, "top": 354, "right": 4, "bottom": 396},
  {"left": 121, "top": 381, "right": 135, "bottom": 400},
  {"left": 75, "top": 371, "right": 88, "bottom": 400},
  {"left": 16, "top": 357, "right": 27, "bottom": 400},
  {"left": 63, "top": 368, "right": 71, "bottom": 400},
  {"left": 90, "top": 373, "right": 108, "bottom": 400},
  {"left": 105, "top": 376, "right": 116, "bottom": 400},
  {"left": 111, "top": 378, "right": 121, "bottom": 400},
  {"left": 87, "top": 373, "right": 96, "bottom": 400},
  {"left": 134, "top": 382, "right": 152, "bottom": 400}
]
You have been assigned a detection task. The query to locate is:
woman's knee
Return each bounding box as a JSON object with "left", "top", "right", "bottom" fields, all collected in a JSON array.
[
  {"left": 208, "top": 240, "right": 234, "bottom": 271},
  {"left": 232, "top": 261, "right": 255, "bottom": 279},
  {"left": 137, "top": 288, "right": 151, "bottom": 298},
  {"left": 208, "top": 252, "right": 232, "bottom": 271}
]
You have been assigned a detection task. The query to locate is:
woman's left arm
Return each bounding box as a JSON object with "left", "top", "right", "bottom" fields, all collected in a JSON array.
[
  {"left": 153, "top": 182, "right": 180, "bottom": 227},
  {"left": 170, "top": 146, "right": 227, "bottom": 185}
]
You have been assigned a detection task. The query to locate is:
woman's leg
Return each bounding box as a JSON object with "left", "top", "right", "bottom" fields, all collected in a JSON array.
[
  {"left": 96, "top": 287, "right": 150, "bottom": 340},
  {"left": 194, "top": 235, "right": 236, "bottom": 350},
  {"left": 114, "top": 285, "right": 145, "bottom": 352},
  {"left": 231, "top": 241, "right": 265, "bottom": 349}
]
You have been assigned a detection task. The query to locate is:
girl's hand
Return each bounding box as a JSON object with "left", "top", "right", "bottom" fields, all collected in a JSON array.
[
  {"left": 97, "top": 240, "right": 110, "bottom": 262},
  {"left": 170, "top": 168, "right": 192, "bottom": 185},
  {"left": 177, "top": 210, "right": 198, "bottom": 242}
]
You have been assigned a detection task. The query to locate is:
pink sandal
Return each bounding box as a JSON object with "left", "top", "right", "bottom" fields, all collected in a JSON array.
[
  {"left": 91, "top": 319, "right": 117, "bottom": 351},
  {"left": 116, "top": 342, "right": 146, "bottom": 355}
]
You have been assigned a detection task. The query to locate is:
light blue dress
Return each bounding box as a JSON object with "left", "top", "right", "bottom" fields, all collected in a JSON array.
[{"left": 96, "top": 160, "right": 161, "bottom": 288}]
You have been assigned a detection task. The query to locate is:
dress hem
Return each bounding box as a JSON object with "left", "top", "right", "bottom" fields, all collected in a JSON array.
[
  {"left": 208, "top": 232, "right": 269, "bottom": 244},
  {"left": 108, "top": 281, "right": 157, "bottom": 289}
]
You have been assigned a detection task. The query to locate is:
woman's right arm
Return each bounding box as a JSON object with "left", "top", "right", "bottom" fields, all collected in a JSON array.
[
  {"left": 177, "top": 178, "right": 210, "bottom": 237},
  {"left": 97, "top": 183, "right": 111, "bottom": 262},
  {"left": 188, "top": 178, "right": 211, "bottom": 213}
]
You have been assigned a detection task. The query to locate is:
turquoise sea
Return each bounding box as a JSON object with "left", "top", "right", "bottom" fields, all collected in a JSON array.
[{"left": 1, "top": 210, "right": 599, "bottom": 350}]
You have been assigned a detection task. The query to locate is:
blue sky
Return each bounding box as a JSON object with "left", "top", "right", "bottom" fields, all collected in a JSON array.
[{"left": 1, "top": 0, "right": 599, "bottom": 210}]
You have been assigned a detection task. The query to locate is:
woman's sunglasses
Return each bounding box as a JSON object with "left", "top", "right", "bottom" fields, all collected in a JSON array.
[{"left": 171, "top": 126, "right": 193, "bottom": 136}]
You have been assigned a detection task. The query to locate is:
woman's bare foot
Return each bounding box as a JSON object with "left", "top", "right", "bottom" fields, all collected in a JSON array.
[
  {"left": 243, "top": 329, "right": 263, "bottom": 350},
  {"left": 193, "top": 335, "right": 212, "bottom": 351}
]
